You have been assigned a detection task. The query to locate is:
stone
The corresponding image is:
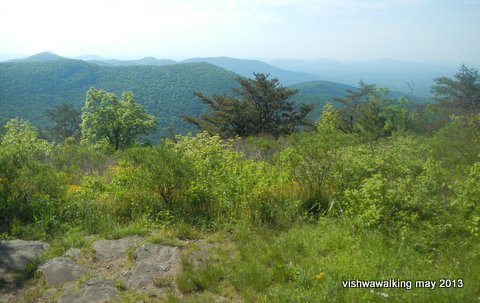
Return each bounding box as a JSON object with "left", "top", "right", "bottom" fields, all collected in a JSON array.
[
  {"left": 0, "top": 239, "right": 49, "bottom": 272},
  {"left": 39, "top": 257, "right": 87, "bottom": 286},
  {"left": 58, "top": 278, "right": 118, "bottom": 303},
  {"left": 120, "top": 243, "right": 181, "bottom": 289},
  {"left": 64, "top": 248, "right": 82, "bottom": 260},
  {"left": 92, "top": 236, "right": 143, "bottom": 259}
]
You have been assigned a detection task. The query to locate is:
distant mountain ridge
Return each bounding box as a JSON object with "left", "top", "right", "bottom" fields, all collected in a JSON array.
[
  {"left": 5, "top": 52, "right": 325, "bottom": 86},
  {"left": 5, "top": 52, "right": 460, "bottom": 97},
  {"left": 180, "top": 57, "right": 321, "bottom": 85},
  {"left": 6, "top": 51, "right": 69, "bottom": 62},
  {"left": 0, "top": 55, "right": 354, "bottom": 137}
]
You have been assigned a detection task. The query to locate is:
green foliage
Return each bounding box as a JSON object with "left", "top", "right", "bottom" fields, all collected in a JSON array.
[
  {"left": 432, "top": 64, "right": 480, "bottom": 115},
  {"left": 428, "top": 114, "right": 480, "bottom": 170},
  {"left": 185, "top": 73, "right": 315, "bottom": 137},
  {"left": 50, "top": 138, "right": 111, "bottom": 184},
  {"left": 333, "top": 83, "right": 411, "bottom": 147},
  {"left": 278, "top": 107, "right": 350, "bottom": 216},
  {"left": 46, "top": 103, "right": 81, "bottom": 142},
  {"left": 170, "top": 132, "right": 297, "bottom": 226},
  {"left": 0, "top": 119, "right": 66, "bottom": 235},
  {"left": 81, "top": 88, "right": 156, "bottom": 150},
  {"left": 0, "top": 60, "right": 239, "bottom": 136},
  {"left": 333, "top": 136, "right": 450, "bottom": 229},
  {"left": 453, "top": 162, "right": 480, "bottom": 236},
  {"left": 0, "top": 118, "right": 51, "bottom": 168}
]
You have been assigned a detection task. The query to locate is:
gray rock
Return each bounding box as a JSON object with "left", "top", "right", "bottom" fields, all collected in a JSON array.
[
  {"left": 42, "top": 288, "right": 58, "bottom": 301},
  {"left": 121, "top": 243, "right": 181, "bottom": 289},
  {"left": 58, "top": 278, "right": 118, "bottom": 303},
  {"left": 39, "top": 257, "right": 87, "bottom": 286},
  {"left": 0, "top": 239, "right": 49, "bottom": 271},
  {"left": 92, "top": 236, "right": 143, "bottom": 259},
  {"left": 64, "top": 248, "right": 82, "bottom": 260}
]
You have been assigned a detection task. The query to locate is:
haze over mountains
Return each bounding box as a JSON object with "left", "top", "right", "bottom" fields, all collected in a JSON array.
[{"left": 5, "top": 51, "right": 463, "bottom": 97}]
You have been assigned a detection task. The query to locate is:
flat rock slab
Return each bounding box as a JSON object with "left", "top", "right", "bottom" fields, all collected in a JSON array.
[
  {"left": 39, "top": 257, "right": 87, "bottom": 286},
  {"left": 121, "top": 243, "right": 181, "bottom": 289},
  {"left": 0, "top": 239, "right": 49, "bottom": 272},
  {"left": 64, "top": 248, "right": 82, "bottom": 260},
  {"left": 93, "top": 236, "right": 143, "bottom": 259},
  {"left": 58, "top": 278, "right": 118, "bottom": 303}
]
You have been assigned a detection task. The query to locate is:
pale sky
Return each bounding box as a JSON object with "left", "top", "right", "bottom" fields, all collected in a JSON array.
[{"left": 0, "top": 0, "right": 479, "bottom": 64}]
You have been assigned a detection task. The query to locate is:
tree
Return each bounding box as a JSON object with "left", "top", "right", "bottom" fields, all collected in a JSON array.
[
  {"left": 184, "top": 73, "right": 315, "bottom": 138},
  {"left": 81, "top": 88, "right": 156, "bottom": 150},
  {"left": 432, "top": 64, "right": 480, "bottom": 115},
  {"left": 46, "top": 103, "right": 81, "bottom": 142},
  {"left": 0, "top": 118, "right": 51, "bottom": 168},
  {"left": 333, "top": 82, "right": 407, "bottom": 153},
  {"left": 333, "top": 81, "right": 378, "bottom": 133}
]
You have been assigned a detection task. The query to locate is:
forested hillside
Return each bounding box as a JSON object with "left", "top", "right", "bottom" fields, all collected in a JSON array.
[
  {"left": 0, "top": 59, "right": 238, "bottom": 134},
  {"left": 0, "top": 58, "right": 354, "bottom": 137}
]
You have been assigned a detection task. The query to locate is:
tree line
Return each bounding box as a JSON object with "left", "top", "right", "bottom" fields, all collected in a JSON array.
[{"left": 42, "top": 64, "right": 479, "bottom": 151}]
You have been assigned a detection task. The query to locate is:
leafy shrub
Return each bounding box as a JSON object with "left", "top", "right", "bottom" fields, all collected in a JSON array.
[
  {"left": 337, "top": 137, "right": 451, "bottom": 228},
  {"left": 0, "top": 119, "right": 66, "bottom": 235},
  {"left": 51, "top": 138, "right": 112, "bottom": 184},
  {"left": 277, "top": 116, "right": 350, "bottom": 216},
  {"left": 453, "top": 162, "right": 480, "bottom": 236},
  {"left": 170, "top": 132, "right": 297, "bottom": 226}
]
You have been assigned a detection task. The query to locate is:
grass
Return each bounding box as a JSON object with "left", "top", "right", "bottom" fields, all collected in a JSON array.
[
  {"left": 5, "top": 218, "right": 479, "bottom": 303},
  {"left": 167, "top": 219, "right": 480, "bottom": 303}
]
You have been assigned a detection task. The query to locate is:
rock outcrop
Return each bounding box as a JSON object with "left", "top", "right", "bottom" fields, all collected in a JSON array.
[
  {"left": 58, "top": 278, "right": 118, "bottom": 303},
  {"left": 120, "top": 243, "right": 182, "bottom": 289},
  {"left": 0, "top": 240, "right": 49, "bottom": 272},
  {"left": 92, "top": 236, "right": 143, "bottom": 259},
  {"left": 39, "top": 257, "right": 88, "bottom": 286}
]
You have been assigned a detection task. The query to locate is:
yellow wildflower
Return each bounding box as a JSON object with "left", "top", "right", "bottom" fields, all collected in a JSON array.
[
  {"left": 67, "top": 184, "right": 82, "bottom": 193},
  {"left": 315, "top": 272, "right": 325, "bottom": 280}
]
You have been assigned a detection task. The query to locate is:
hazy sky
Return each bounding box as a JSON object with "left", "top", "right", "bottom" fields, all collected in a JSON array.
[{"left": 0, "top": 0, "right": 479, "bottom": 64}]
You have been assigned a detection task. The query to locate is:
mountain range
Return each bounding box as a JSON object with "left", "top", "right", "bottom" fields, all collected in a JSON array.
[
  {"left": 1, "top": 53, "right": 357, "bottom": 137},
  {"left": 6, "top": 51, "right": 462, "bottom": 97}
]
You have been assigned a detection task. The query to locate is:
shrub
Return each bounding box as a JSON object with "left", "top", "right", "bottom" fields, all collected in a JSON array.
[
  {"left": 170, "top": 132, "right": 298, "bottom": 226},
  {"left": 0, "top": 119, "right": 66, "bottom": 235}
]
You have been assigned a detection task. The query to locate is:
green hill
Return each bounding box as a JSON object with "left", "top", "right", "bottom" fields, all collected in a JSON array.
[
  {"left": 0, "top": 59, "right": 239, "bottom": 136},
  {"left": 0, "top": 57, "right": 357, "bottom": 138},
  {"left": 7, "top": 51, "right": 68, "bottom": 62}
]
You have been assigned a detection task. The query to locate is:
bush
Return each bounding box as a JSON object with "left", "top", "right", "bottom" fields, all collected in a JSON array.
[
  {"left": 336, "top": 136, "right": 451, "bottom": 229},
  {"left": 453, "top": 162, "right": 480, "bottom": 236},
  {"left": 170, "top": 132, "right": 298, "bottom": 226},
  {"left": 0, "top": 119, "right": 66, "bottom": 235}
]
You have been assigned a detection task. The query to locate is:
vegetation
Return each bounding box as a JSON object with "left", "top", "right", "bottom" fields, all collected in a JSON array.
[
  {"left": 432, "top": 64, "right": 480, "bottom": 115},
  {"left": 0, "top": 59, "right": 239, "bottom": 136},
  {"left": 81, "top": 88, "right": 156, "bottom": 150},
  {"left": 184, "top": 73, "right": 315, "bottom": 137},
  {"left": 46, "top": 103, "right": 81, "bottom": 142},
  {"left": 0, "top": 65, "right": 479, "bottom": 302},
  {"left": 0, "top": 59, "right": 347, "bottom": 137}
]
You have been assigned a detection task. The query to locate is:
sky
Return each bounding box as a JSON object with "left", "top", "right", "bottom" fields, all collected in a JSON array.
[{"left": 0, "top": 0, "right": 479, "bottom": 64}]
